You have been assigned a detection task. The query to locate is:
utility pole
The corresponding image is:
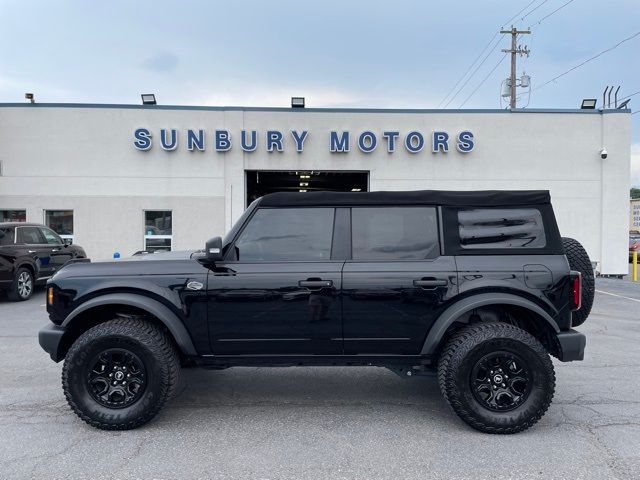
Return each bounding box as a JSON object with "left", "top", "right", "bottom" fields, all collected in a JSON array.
[{"left": 500, "top": 26, "right": 530, "bottom": 108}]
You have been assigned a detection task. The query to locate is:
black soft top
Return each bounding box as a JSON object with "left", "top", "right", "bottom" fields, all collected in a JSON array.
[{"left": 258, "top": 190, "right": 551, "bottom": 208}]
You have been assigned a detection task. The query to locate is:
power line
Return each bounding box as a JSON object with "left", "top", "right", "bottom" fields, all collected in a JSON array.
[
  {"left": 437, "top": 0, "right": 539, "bottom": 108},
  {"left": 535, "top": 0, "right": 575, "bottom": 25},
  {"left": 519, "top": 0, "right": 551, "bottom": 22},
  {"left": 442, "top": 36, "right": 504, "bottom": 108},
  {"left": 459, "top": 53, "right": 509, "bottom": 108},
  {"left": 619, "top": 90, "right": 640, "bottom": 102},
  {"left": 533, "top": 30, "right": 640, "bottom": 92},
  {"left": 632, "top": 110, "right": 639, "bottom": 115},
  {"left": 437, "top": 32, "right": 500, "bottom": 108}
]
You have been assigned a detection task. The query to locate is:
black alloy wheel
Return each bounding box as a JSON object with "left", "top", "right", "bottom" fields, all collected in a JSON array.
[
  {"left": 62, "top": 318, "right": 180, "bottom": 430},
  {"left": 438, "top": 322, "right": 555, "bottom": 434},
  {"left": 87, "top": 348, "right": 147, "bottom": 409},
  {"left": 470, "top": 351, "right": 531, "bottom": 412}
]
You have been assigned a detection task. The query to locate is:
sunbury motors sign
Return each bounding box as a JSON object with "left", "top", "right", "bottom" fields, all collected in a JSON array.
[{"left": 133, "top": 128, "right": 475, "bottom": 154}]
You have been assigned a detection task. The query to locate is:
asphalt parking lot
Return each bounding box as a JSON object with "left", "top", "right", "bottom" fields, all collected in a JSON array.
[{"left": 1, "top": 279, "right": 639, "bottom": 480}]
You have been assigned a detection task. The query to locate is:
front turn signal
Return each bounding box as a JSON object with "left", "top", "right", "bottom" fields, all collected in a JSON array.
[{"left": 47, "top": 287, "right": 54, "bottom": 306}]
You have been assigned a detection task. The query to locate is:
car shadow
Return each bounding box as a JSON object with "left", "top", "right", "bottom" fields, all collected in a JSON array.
[
  {"left": 0, "top": 285, "right": 46, "bottom": 304},
  {"left": 168, "top": 366, "right": 448, "bottom": 412}
]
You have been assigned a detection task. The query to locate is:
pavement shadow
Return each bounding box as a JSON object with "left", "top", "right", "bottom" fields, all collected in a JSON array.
[
  {"left": 0, "top": 286, "right": 46, "bottom": 304},
  {"left": 169, "top": 366, "right": 447, "bottom": 410}
]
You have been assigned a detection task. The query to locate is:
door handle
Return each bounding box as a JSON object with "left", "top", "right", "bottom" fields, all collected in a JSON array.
[
  {"left": 413, "top": 278, "right": 448, "bottom": 289},
  {"left": 298, "top": 279, "right": 333, "bottom": 288},
  {"left": 52, "top": 248, "right": 60, "bottom": 252},
  {"left": 28, "top": 250, "right": 36, "bottom": 254}
]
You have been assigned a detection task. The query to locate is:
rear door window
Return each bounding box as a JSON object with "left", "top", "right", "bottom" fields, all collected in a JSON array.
[
  {"left": 17, "top": 226, "right": 45, "bottom": 245},
  {"left": 233, "top": 208, "right": 335, "bottom": 262},
  {"left": 458, "top": 208, "right": 546, "bottom": 249},
  {"left": 0, "top": 228, "right": 15, "bottom": 246},
  {"left": 351, "top": 207, "right": 439, "bottom": 260}
]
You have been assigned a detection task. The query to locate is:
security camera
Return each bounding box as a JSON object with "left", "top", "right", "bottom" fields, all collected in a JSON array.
[{"left": 600, "top": 148, "right": 608, "bottom": 159}]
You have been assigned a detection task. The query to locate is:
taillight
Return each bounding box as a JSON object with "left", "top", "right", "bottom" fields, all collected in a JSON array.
[{"left": 571, "top": 272, "right": 582, "bottom": 311}]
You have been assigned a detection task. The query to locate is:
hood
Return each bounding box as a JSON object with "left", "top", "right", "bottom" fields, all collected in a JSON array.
[{"left": 52, "top": 251, "right": 204, "bottom": 280}]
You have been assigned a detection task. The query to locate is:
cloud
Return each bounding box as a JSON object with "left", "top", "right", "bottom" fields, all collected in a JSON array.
[
  {"left": 632, "top": 143, "right": 640, "bottom": 188},
  {"left": 141, "top": 52, "right": 179, "bottom": 73}
]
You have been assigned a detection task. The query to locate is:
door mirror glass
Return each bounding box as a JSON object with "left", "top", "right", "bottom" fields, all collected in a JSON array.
[
  {"left": 63, "top": 238, "right": 73, "bottom": 246},
  {"left": 205, "top": 236, "right": 223, "bottom": 262}
]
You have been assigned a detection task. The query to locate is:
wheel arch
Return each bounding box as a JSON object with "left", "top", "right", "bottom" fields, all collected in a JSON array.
[
  {"left": 15, "top": 259, "right": 38, "bottom": 278},
  {"left": 422, "top": 293, "right": 561, "bottom": 358},
  {"left": 58, "top": 293, "right": 197, "bottom": 360}
]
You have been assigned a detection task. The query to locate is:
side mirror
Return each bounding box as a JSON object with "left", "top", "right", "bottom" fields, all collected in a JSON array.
[
  {"left": 205, "top": 236, "right": 223, "bottom": 262},
  {"left": 63, "top": 238, "right": 73, "bottom": 246}
]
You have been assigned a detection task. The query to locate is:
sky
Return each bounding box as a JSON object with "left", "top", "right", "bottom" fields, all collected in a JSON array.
[{"left": 0, "top": 0, "right": 638, "bottom": 185}]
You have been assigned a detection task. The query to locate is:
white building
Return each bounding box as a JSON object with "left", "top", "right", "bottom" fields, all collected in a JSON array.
[{"left": 0, "top": 103, "right": 631, "bottom": 274}]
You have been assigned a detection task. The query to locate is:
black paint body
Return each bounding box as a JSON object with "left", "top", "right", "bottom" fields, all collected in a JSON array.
[{"left": 38, "top": 190, "right": 585, "bottom": 366}]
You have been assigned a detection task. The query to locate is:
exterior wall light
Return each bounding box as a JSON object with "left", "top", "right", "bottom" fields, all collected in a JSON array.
[
  {"left": 291, "top": 97, "right": 305, "bottom": 108},
  {"left": 141, "top": 94, "right": 157, "bottom": 105},
  {"left": 581, "top": 99, "right": 597, "bottom": 109}
]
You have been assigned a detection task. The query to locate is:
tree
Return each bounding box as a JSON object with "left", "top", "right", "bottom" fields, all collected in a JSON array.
[{"left": 632, "top": 188, "right": 640, "bottom": 199}]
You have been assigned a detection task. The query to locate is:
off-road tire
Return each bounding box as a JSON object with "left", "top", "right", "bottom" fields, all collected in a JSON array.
[
  {"left": 7, "top": 267, "right": 34, "bottom": 301},
  {"left": 561, "top": 237, "right": 594, "bottom": 327},
  {"left": 438, "top": 322, "right": 555, "bottom": 434},
  {"left": 62, "top": 318, "right": 180, "bottom": 430}
]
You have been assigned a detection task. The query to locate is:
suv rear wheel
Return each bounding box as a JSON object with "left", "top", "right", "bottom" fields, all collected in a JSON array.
[
  {"left": 438, "top": 322, "right": 555, "bottom": 434},
  {"left": 7, "top": 267, "right": 34, "bottom": 301},
  {"left": 62, "top": 318, "right": 180, "bottom": 430}
]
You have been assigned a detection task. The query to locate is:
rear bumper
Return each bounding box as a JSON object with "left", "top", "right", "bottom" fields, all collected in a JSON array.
[
  {"left": 38, "top": 323, "right": 66, "bottom": 362},
  {"left": 556, "top": 329, "right": 586, "bottom": 362}
]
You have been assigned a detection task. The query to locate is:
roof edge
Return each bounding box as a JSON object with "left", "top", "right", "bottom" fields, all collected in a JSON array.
[{"left": 0, "top": 103, "right": 630, "bottom": 114}]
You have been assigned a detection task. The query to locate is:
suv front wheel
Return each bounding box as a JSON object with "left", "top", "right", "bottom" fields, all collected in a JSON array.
[
  {"left": 438, "top": 322, "right": 555, "bottom": 434},
  {"left": 62, "top": 318, "right": 180, "bottom": 430}
]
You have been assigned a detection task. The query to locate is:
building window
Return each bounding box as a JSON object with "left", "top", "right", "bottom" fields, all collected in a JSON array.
[
  {"left": 1, "top": 210, "right": 26, "bottom": 222},
  {"left": 45, "top": 210, "right": 74, "bottom": 243},
  {"left": 144, "top": 211, "right": 172, "bottom": 252}
]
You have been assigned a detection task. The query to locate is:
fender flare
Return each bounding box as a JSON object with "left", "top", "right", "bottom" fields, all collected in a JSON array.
[
  {"left": 420, "top": 293, "right": 560, "bottom": 356},
  {"left": 62, "top": 293, "right": 197, "bottom": 356}
]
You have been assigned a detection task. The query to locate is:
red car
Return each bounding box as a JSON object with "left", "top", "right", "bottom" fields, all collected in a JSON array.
[{"left": 630, "top": 233, "right": 640, "bottom": 261}]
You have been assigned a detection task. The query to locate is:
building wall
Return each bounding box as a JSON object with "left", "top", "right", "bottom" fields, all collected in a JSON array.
[{"left": 0, "top": 105, "right": 631, "bottom": 272}]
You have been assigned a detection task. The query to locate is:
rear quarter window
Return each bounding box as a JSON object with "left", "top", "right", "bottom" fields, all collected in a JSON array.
[{"left": 458, "top": 208, "right": 546, "bottom": 249}]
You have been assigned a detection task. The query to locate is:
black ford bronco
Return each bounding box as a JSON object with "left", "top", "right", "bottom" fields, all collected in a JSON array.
[{"left": 38, "top": 190, "right": 593, "bottom": 433}]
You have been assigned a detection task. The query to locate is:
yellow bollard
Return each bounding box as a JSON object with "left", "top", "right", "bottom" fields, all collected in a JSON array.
[{"left": 634, "top": 251, "right": 638, "bottom": 282}]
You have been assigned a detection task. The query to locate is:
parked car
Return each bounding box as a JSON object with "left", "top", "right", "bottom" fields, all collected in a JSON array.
[
  {"left": 630, "top": 232, "right": 640, "bottom": 261},
  {"left": 0, "top": 222, "right": 87, "bottom": 301},
  {"left": 38, "top": 190, "right": 593, "bottom": 433}
]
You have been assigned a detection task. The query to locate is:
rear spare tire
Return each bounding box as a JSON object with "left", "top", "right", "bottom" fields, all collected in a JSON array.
[{"left": 561, "top": 237, "right": 594, "bottom": 327}]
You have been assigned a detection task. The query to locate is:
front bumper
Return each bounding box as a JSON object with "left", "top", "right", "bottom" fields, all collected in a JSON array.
[
  {"left": 556, "top": 329, "right": 586, "bottom": 362},
  {"left": 38, "top": 323, "right": 66, "bottom": 362}
]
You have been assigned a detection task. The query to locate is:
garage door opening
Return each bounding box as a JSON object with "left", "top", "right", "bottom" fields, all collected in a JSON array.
[{"left": 246, "top": 171, "right": 369, "bottom": 206}]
